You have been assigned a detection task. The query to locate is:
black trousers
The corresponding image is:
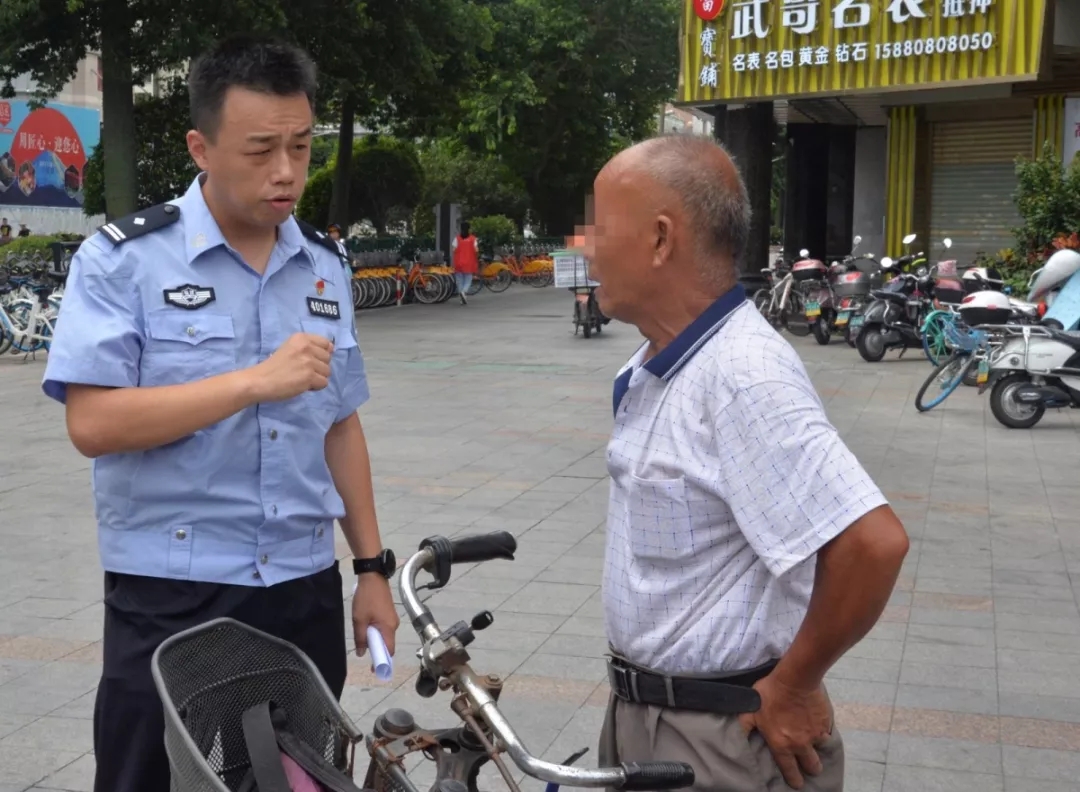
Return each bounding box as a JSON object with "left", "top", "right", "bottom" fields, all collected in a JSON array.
[{"left": 93, "top": 562, "right": 347, "bottom": 792}]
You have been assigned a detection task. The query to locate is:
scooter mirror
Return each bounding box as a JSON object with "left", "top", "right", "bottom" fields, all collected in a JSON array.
[
  {"left": 799, "top": 248, "right": 809, "bottom": 257},
  {"left": 943, "top": 238, "right": 953, "bottom": 248},
  {"left": 902, "top": 233, "right": 917, "bottom": 245},
  {"left": 881, "top": 256, "right": 894, "bottom": 267},
  {"left": 853, "top": 235, "right": 862, "bottom": 246}
]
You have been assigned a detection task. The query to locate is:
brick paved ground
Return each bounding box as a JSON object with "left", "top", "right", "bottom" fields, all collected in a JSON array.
[{"left": 1, "top": 286, "right": 1079, "bottom": 792}]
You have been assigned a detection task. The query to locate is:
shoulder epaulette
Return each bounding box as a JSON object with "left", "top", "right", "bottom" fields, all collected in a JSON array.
[
  {"left": 98, "top": 203, "right": 181, "bottom": 246},
  {"left": 296, "top": 219, "right": 350, "bottom": 266}
]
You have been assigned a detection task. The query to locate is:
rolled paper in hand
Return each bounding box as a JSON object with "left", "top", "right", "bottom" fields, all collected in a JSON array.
[{"left": 366, "top": 625, "right": 393, "bottom": 681}]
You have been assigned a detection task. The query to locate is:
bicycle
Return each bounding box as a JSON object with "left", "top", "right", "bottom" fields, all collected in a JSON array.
[
  {"left": 0, "top": 267, "right": 64, "bottom": 357},
  {"left": 913, "top": 321, "right": 989, "bottom": 412},
  {"left": 153, "top": 531, "right": 695, "bottom": 792},
  {"left": 752, "top": 265, "right": 805, "bottom": 334}
]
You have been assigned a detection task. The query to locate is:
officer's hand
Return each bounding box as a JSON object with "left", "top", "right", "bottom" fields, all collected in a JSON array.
[
  {"left": 254, "top": 333, "right": 334, "bottom": 401},
  {"left": 738, "top": 673, "right": 833, "bottom": 789},
  {"left": 353, "top": 573, "right": 400, "bottom": 663}
]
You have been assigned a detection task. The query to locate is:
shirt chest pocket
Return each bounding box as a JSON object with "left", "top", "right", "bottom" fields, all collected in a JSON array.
[
  {"left": 623, "top": 474, "right": 699, "bottom": 563},
  {"left": 141, "top": 311, "right": 237, "bottom": 387},
  {"left": 295, "top": 318, "right": 350, "bottom": 422}
]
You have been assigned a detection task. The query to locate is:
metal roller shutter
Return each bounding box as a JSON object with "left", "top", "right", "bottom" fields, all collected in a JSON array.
[{"left": 930, "top": 117, "right": 1032, "bottom": 266}]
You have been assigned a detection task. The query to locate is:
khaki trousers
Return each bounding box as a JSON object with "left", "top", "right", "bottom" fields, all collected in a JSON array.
[{"left": 597, "top": 692, "right": 845, "bottom": 792}]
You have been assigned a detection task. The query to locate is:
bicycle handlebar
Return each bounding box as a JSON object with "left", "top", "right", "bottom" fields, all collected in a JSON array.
[{"left": 398, "top": 531, "right": 696, "bottom": 790}]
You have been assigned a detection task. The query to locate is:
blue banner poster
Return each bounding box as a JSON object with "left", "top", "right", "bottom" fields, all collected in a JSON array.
[{"left": 0, "top": 99, "right": 101, "bottom": 209}]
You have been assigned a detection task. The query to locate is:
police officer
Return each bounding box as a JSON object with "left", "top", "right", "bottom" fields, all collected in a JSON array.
[{"left": 41, "top": 35, "right": 400, "bottom": 792}]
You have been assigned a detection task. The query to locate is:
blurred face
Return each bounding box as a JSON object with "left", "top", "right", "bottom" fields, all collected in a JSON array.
[
  {"left": 585, "top": 167, "right": 671, "bottom": 323},
  {"left": 187, "top": 87, "right": 313, "bottom": 230},
  {"left": 328, "top": 228, "right": 341, "bottom": 241}
]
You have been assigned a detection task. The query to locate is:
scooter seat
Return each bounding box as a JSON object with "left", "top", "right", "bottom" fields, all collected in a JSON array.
[
  {"left": 871, "top": 289, "right": 908, "bottom": 305},
  {"left": 1048, "top": 329, "right": 1080, "bottom": 351}
]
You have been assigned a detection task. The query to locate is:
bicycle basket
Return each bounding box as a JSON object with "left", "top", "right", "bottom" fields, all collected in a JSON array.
[
  {"left": 943, "top": 318, "right": 986, "bottom": 353},
  {"left": 151, "top": 617, "right": 363, "bottom": 792}
]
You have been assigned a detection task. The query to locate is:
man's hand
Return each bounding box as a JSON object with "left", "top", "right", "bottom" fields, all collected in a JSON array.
[
  {"left": 250, "top": 333, "right": 333, "bottom": 402},
  {"left": 738, "top": 673, "right": 832, "bottom": 790},
  {"left": 352, "top": 573, "right": 400, "bottom": 662}
]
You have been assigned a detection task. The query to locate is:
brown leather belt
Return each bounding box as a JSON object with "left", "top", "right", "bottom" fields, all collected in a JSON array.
[{"left": 607, "top": 655, "right": 778, "bottom": 715}]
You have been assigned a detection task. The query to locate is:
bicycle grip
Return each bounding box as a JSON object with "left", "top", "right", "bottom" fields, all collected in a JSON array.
[
  {"left": 619, "top": 762, "right": 695, "bottom": 791},
  {"left": 448, "top": 531, "right": 517, "bottom": 564}
]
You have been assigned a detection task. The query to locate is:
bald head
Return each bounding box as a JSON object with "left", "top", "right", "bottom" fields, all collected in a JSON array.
[{"left": 603, "top": 134, "right": 751, "bottom": 279}]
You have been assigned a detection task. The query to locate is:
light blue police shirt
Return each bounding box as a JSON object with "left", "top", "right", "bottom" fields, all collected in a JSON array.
[{"left": 42, "top": 175, "right": 369, "bottom": 587}]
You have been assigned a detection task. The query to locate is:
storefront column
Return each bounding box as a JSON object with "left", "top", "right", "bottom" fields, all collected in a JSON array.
[
  {"left": 1034, "top": 95, "right": 1065, "bottom": 158},
  {"left": 885, "top": 106, "right": 918, "bottom": 258},
  {"left": 722, "top": 102, "right": 774, "bottom": 275},
  {"left": 783, "top": 124, "right": 830, "bottom": 260}
]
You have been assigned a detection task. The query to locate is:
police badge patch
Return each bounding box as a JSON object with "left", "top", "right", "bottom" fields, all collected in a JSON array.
[
  {"left": 307, "top": 297, "right": 341, "bottom": 319},
  {"left": 164, "top": 284, "right": 216, "bottom": 310}
]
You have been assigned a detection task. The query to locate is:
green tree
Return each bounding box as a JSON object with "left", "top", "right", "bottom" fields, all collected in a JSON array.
[
  {"left": 469, "top": 214, "right": 517, "bottom": 256},
  {"left": 83, "top": 81, "right": 198, "bottom": 216},
  {"left": 297, "top": 136, "right": 423, "bottom": 234},
  {"left": 0, "top": 0, "right": 481, "bottom": 222},
  {"left": 321, "top": 1, "right": 495, "bottom": 229},
  {"left": 416, "top": 138, "right": 530, "bottom": 229},
  {"left": 445, "top": 0, "right": 680, "bottom": 234},
  {"left": 1012, "top": 141, "right": 1080, "bottom": 265}
]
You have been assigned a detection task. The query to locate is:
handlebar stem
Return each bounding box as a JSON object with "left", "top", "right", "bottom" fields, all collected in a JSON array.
[{"left": 399, "top": 547, "right": 442, "bottom": 645}]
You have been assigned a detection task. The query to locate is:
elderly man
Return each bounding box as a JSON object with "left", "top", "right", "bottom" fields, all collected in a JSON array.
[{"left": 591, "top": 135, "right": 909, "bottom": 792}]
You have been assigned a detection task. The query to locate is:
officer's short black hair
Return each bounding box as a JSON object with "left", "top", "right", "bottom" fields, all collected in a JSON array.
[{"left": 188, "top": 35, "right": 317, "bottom": 140}]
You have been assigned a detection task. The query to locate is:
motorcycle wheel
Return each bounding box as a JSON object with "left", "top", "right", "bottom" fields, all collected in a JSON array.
[
  {"left": 856, "top": 325, "right": 887, "bottom": 362},
  {"left": 844, "top": 323, "right": 857, "bottom": 348},
  {"left": 914, "top": 354, "right": 972, "bottom": 412},
  {"left": 782, "top": 292, "right": 811, "bottom": 337},
  {"left": 989, "top": 374, "right": 1045, "bottom": 429},
  {"left": 812, "top": 315, "right": 831, "bottom": 346}
]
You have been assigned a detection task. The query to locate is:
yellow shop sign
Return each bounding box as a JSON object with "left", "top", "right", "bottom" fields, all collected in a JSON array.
[{"left": 678, "top": 0, "right": 1048, "bottom": 102}]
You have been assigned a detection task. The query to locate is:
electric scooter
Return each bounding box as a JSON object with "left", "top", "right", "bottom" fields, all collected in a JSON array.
[{"left": 973, "top": 249, "right": 1080, "bottom": 428}]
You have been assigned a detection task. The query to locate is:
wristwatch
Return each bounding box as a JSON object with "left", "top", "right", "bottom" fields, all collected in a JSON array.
[{"left": 352, "top": 548, "right": 396, "bottom": 579}]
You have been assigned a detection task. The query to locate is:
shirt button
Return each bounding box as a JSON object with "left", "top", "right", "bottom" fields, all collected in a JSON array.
[
  {"left": 269, "top": 429, "right": 278, "bottom": 440},
  {"left": 175, "top": 529, "right": 187, "bottom": 540},
  {"left": 186, "top": 326, "right": 196, "bottom": 337},
  {"left": 317, "top": 527, "right": 324, "bottom": 538},
  {"left": 253, "top": 571, "right": 261, "bottom": 580},
  {"left": 260, "top": 554, "right": 269, "bottom": 565},
  {"left": 271, "top": 505, "right": 278, "bottom": 516}
]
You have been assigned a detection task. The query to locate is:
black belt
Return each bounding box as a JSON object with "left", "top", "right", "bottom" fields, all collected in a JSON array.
[{"left": 607, "top": 655, "right": 778, "bottom": 715}]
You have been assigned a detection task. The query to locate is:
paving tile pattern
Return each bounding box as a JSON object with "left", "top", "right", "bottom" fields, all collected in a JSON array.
[{"left": 1, "top": 288, "right": 1078, "bottom": 791}]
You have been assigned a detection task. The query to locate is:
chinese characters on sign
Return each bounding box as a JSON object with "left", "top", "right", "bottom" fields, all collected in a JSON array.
[
  {"left": 697, "top": 0, "right": 996, "bottom": 86},
  {"left": 16, "top": 132, "right": 81, "bottom": 155}
]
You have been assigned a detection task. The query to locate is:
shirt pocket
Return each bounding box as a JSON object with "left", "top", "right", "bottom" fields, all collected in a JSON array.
[
  {"left": 623, "top": 473, "right": 698, "bottom": 563},
  {"left": 141, "top": 310, "right": 237, "bottom": 387},
  {"left": 298, "top": 318, "right": 345, "bottom": 423}
]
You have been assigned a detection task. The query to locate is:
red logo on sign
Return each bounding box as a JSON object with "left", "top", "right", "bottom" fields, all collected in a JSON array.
[
  {"left": 0, "top": 102, "right": 11, "bottom": 130},
  {"left": 694, "top": 0, "right": 725, "bottom": 20}
]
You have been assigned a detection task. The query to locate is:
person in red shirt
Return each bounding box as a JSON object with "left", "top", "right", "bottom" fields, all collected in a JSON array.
[{"left": 451, "top": 221, "right": 480, "bottom": 305}]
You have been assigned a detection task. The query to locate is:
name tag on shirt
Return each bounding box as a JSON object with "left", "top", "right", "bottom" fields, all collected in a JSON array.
[{"left": 307, "top": 297, "right": 341, "bottom": 320}]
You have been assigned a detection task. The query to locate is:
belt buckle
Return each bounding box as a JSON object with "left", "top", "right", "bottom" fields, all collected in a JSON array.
[{"left": 608, "top": 660, "right": 641, "bottom": 703}]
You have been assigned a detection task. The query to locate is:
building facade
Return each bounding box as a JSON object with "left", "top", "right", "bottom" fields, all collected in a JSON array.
[{"left": 677, "top": 0, "right": 1080, "bottom": 270}]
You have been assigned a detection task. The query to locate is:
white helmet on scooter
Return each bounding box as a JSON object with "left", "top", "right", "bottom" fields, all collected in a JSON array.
[
  {"left": 959, "top": 289, "right": 1013, "bottom": 327},
  {"left": 1029, "top": 249, "right": 1080, "bottom": 301}
]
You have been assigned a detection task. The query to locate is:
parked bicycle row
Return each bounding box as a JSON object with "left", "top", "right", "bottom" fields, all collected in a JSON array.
[
  {"left": 754, "top": 235, "right": 1080, "bottom": 430},
  {"left": 348, "top": 249, "right": 554, "bottom": 310},
  {"left": 0, "top": 258, "right": 64, "bottom": 356}
]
